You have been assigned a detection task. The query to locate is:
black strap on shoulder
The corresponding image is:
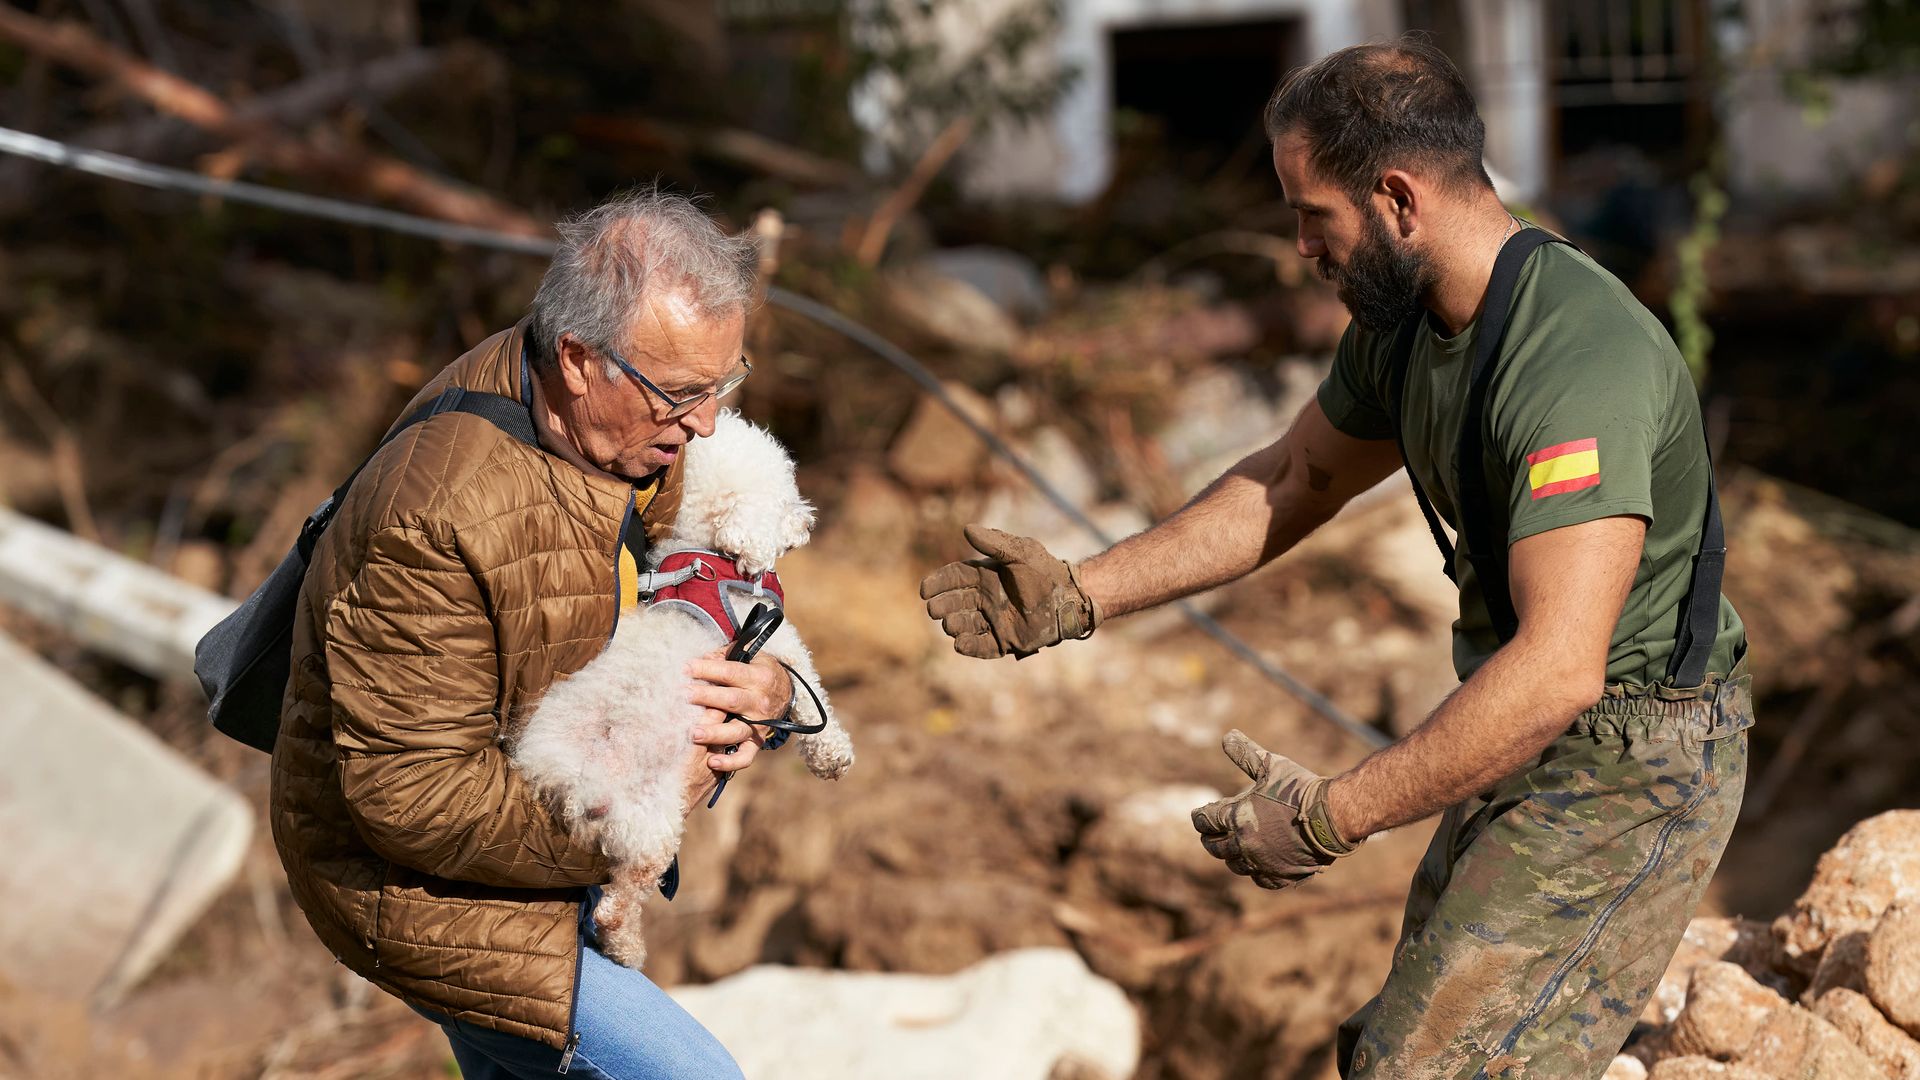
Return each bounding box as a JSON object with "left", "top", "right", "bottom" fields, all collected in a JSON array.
[
  {"left": 296, "top": 386, "right": 539, "bottom": 561},
  {"left": 1385, "top": 316, "right": 1459, "bottom": 585},
  {"left": 1455, "top": 229, "right": 1563, "bottom": 639},
  {"left": 1667, "top": 445, "right": 1725, "bottom": 687},
  {"left": 1383, "top": 227, "right": 1727, "bottom": 687}
]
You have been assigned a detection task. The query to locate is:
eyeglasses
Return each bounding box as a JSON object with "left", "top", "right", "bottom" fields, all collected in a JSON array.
[{"left": 605, "top": 348, "right": 752, "bottom": 420}]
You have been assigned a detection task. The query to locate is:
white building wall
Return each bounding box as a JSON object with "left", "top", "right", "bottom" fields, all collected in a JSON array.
[
  {"left": 857, "top": 0, "right": 1553, "bottom": 204},
  {"left": 857, "top": 0, "right": 1398, "bottom": 203}
]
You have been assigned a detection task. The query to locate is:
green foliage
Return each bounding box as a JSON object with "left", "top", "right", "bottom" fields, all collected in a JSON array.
[
  {"left": 1671, "top": 164, "right": 1729, "bottom": 386},
  {"left": 852, "top": 0, "right": 1079, "bottom": 170}
]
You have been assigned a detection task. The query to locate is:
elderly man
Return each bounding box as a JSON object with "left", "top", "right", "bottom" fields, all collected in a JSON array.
[
  {"left": 922, "top": 39, "right": 1751, "bottom": 1079},
  {"left": 271, "top": 191, "right": 789, "bottom": 1079}
]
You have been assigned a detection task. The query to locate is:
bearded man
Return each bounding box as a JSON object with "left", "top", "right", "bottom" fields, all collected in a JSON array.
[{"left": 920, "top": 38, "right": 1750, "bottom": 1079}]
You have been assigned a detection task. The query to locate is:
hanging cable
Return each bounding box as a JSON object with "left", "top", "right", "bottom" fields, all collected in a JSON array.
[{"left": 0, "top": 123, "right": 1387, "bottom": 748}]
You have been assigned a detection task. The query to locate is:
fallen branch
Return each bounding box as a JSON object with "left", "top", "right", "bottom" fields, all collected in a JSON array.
[
  {"left": 0, "top": 7, "right": 544, "bottom": 237},
  {"left": 850, "top": 114, "right": 975, "bottom": 267}
]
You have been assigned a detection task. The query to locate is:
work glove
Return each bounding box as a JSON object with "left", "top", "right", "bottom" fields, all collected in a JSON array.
[
  {"left": 918, "top": 524, "right": 1100, "bottom": 659},
  {"left": 1191, "top": 729, "right": 1360, "bottom": 890}
]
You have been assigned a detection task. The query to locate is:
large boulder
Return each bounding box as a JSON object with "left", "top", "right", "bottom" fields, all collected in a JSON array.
[
  {"left": 1774, "top": 810, "right": 1920, "bottom": 977},
  {"left": 670, "top": 948, "right": 1139, "bottom": 1080}
]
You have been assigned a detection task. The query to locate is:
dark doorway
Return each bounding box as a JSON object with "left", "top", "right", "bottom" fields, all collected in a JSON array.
[{"left": 1110, "top": 19, "right": 1303, "bottom": 185}]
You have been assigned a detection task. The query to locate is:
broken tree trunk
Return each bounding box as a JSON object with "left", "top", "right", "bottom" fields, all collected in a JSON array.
[{"left": 0, "top": 506, "right": 237, "bottom": 683}]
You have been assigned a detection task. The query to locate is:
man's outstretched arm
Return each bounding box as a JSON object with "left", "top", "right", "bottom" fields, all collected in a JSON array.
[
  {"left": 1078, "top": 398, "right": 1405, "bottom": 618},
  {"left": 1326, "top": 513, "right": 1645, "bottom": 838},
  {"left": 1190, "top": 513, "right": 1645, "bottom": 889},
  {"left": 920, "top": 399, "right": 1402, "bottom": 658}
]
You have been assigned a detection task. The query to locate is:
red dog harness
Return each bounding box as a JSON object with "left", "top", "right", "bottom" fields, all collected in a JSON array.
[{"left": 641, "top": 549, "right": 785, "bottom": 638}]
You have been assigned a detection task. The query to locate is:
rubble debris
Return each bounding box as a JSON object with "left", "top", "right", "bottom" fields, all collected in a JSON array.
[
  {"left": 1813, "top": 988, "right": 1920, "bottom": 1080},
  {"left": 1636, "top": 811, "right": 1920, "bottom": 1078},
  {"left": 1742, "top": 1000, "right": 1888, "bottom": 1079},
  {"left": 1773, "top": 811, "right": 1920, "bottom": 977},
  {"left": 1866, "top": 902, "right": 1920, "bottom": 1038},
  {"left": 1666, "top": 961, "right": 1787, "bottom": 1059},
  {"left": 1646, "top": 917, "right": 1780, "bottom": 1025}
]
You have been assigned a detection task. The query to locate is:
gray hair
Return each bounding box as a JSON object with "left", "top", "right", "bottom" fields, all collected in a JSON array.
[{"left": 526, "top": 189, "right": 760, "bottom": 378}]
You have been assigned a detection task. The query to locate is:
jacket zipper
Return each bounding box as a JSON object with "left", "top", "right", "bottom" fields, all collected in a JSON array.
[{"left": 564, "top": 487, "right": 636, "bottom": 1072}]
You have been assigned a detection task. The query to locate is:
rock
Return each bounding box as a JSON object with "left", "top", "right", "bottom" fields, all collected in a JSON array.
[
  {"left": 828, "top": 465, "right": 918, "bottom": 554},
  {"left": 1774, "top": 810, "right": 1920, "bottom": 977},
  {"left": 1867, "top": 902, "right": 1920, "bottom": 1037},
  {"left": 1665, "top": 961, "right": 1787, "bottom": 1059},
  {"left": 1647, "top": 916, "right": 1782, "bottom": 1025},
  {"left": 1743, "top": 1000, "right": 1891, "bottom": 1079},
  {"left": 1646, "top": 1059, "right": 1772, "bottom": 1080},
  {"left": 670, "top": 948, "right": 1139, "bottom": 1080},
  {"left": 1604, "top": 1053, "right": 1650, "bottom": 1080},
  {"left": 922, "top": 247, "right": 1049, "bottom": 322},
  {"left": 1071, "top": 784, "right": 1232, "bottom": 916},
  {"left": 1806, "top": 929, "right": 1870, "bottom": 1002},
  {"left": 1815, "top": 988, "right": 1920, "bottom": 1079},
  {"left": 888, "top": 383, "right": 997, "bottom": 490},
  {"left": 882, "top": 263, "right": 1022, "bottom": 354}
]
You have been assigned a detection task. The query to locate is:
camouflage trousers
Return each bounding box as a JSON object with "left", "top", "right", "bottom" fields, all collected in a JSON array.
[{"left": 1337, "top": 668, "right": 1754, "bottom": 1080}]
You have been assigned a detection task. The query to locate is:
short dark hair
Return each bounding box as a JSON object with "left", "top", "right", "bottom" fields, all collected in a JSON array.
[{"left": 1264, "top": 34, "right": 1493, "bottom": 206}]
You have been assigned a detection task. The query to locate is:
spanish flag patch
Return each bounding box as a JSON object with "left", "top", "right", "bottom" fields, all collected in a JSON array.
[{"left": 1527, "top": 437, "right": 1601, "bottom": 499}]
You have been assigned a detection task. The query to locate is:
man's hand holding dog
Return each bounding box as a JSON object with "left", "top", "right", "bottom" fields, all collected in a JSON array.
[{"left": 684, "top": 649, "right": 791, "bottom": 767}]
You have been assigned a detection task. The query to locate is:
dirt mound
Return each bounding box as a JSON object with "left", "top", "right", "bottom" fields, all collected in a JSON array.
[{"left": 1632, "top": 811, "right": 1920, "bottom": 1079}]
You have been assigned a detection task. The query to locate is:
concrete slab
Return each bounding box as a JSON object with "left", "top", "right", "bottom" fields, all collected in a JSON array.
[{"left": 0, "top": 630, "right": 252, "bottom": 1002}]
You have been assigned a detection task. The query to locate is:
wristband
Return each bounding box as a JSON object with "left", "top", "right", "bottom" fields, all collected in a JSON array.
[{"left": 1299, "top": 781, "right": 1360, "bottom": 859}]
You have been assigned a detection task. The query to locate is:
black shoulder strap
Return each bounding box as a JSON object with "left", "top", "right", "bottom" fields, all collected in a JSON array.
[
  {"left": 1455, "top": 229, "right": 1563, "bottom": 640},
  {"left": 1385, "top": 316, "right": 1459, "bottom": 583},
  {"left": 296, "top": 385, "right": 539, "bottom": 560},
  {"left": 1383, "top": 228, "right": 1728, "bottom": 687},
  {"left": 1667, "top": 444, "right": 1725, "bottom": 687}
]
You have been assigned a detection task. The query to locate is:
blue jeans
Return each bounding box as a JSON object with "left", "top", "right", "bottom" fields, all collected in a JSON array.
[{"left": 415, "top": 892, "right": 742, "bottom": 1079}]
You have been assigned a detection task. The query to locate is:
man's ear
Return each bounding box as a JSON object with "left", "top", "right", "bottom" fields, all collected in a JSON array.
[
  {"left": 553, "top": 334, "right": 597, "bottom": 398},
  {"left": 1378, "top": 170, "right": 1420, "bottom": 237}
]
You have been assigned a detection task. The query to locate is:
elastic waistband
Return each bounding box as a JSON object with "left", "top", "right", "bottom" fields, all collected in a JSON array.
[{"left": 1573, "top": 668, "right": 1754, "bottom": 745}]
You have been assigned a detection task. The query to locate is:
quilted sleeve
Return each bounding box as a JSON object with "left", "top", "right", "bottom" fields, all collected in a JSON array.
[{"left": 323, "top": 523, "right": 609, "bottom": 888}]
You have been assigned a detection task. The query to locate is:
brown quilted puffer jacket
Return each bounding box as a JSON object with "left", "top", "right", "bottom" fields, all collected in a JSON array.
[{"left": 270, "top": 322, "right": 681, "bottom": 1051}]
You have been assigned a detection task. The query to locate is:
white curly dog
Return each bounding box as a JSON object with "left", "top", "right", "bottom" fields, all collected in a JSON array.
[{"left": 513, "top": 410, "right": 853, "bottom": 968}]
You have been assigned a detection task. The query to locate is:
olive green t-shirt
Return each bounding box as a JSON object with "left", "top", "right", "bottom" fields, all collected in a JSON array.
[{"left": 1317, "top": 237, "right": 1745, "bottom": 688}]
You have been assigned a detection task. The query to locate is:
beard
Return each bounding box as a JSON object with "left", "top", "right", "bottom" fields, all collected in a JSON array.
[{"left": 1319, "top": 210, "right": 1433, "bottom": 333}]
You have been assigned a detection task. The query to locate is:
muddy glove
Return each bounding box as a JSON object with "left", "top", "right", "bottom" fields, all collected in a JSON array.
[
  {"left": 918, "top": 524, "right": 1100, "bottom": 659},
  {"left": 1191, "top": 729, "right": 1359, "bottom": 890}
]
